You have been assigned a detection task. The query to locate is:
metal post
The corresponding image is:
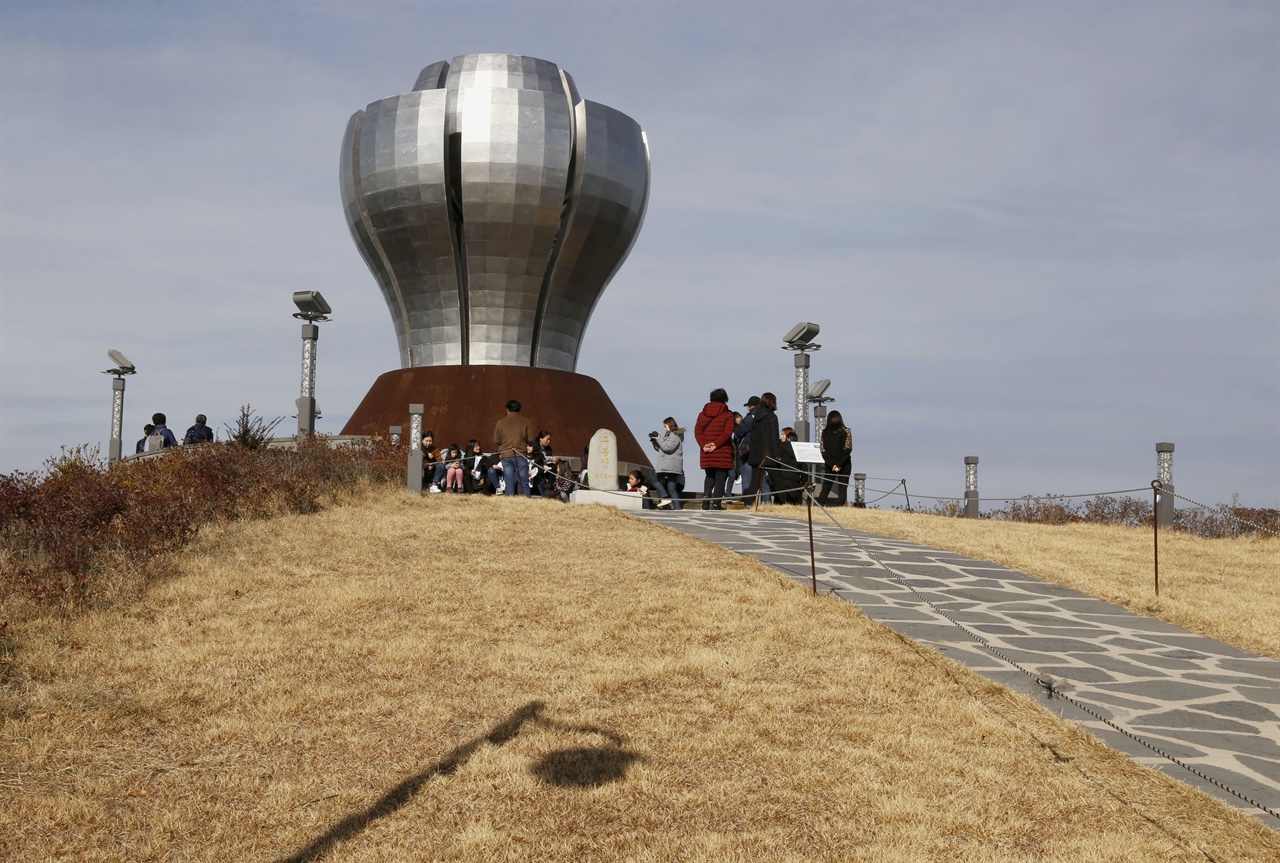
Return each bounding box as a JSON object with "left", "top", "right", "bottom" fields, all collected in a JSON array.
[
  {"left": 806, "top": 487, "right": 817, "bottom": 596},
  {"left": 793, "top": 352, "right": 810, "bottom": 443},
  {"left": 1152, "top": 480, "right": 1161, "bottom": 596},
  {"left": 389, "top": 425, "right": 402, "bottom": 446},
  {"left": 296, "top": 322, "right": 319, "bottom": 437},
  {"left": 853, "top": 473, "right": 866, "bottom": 508},
  {"left": 407, "top": 405, "right": 424, "bottom": 494},
  {"left": 1155, "top": 442, "right": 1175, "bottom": 528},
  {"left": 964, "top": 456, "right": 979, "bottom": 518},
  {"left": 108, "top": 377, "right": 125, "bottom": 464},
  {"left": 813, "top": 403, "right": 828, "bottom": 442}
]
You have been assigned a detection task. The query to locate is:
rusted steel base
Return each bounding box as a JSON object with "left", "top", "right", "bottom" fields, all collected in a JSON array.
[{"left": 340, "top": 366, "right": 649, "bottom": 466}]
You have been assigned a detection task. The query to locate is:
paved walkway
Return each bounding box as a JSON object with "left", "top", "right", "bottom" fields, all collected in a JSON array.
[{"left": 634, "top": 509, "right": 1280, "bottom": 823}]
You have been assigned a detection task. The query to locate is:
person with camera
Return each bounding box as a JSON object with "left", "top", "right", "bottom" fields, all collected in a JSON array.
[{"left": 649, "top": 417, "right": 685, "bottom": 510}]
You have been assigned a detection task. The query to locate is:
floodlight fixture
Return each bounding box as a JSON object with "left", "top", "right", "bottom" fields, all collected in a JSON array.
[
  {"left": 292, "top": 290, "right": 332, "bottom": 322},
  {"left": 782, "top": 321, "right": 820, "bottom": 351},
  {"left": 781, "top": 322, "right": 821, "bottom": 441},
  {"left": 102, "top": 348, "right": 137, "bottom": 377},
  {"left": 807, "top": 379, "right": 835, "bottom": 443}
]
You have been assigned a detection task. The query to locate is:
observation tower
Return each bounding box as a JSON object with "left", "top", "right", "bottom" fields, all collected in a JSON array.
[{"left": 338, "top": 53, "right": 650, "bottom": 463}]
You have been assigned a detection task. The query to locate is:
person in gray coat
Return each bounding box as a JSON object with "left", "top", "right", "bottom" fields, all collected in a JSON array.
[{"left": 648, "top": 417, "right": 686, "bottom": 509}]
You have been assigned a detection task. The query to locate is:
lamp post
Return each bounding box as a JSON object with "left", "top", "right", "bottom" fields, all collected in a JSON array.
[
  {"left": 782, "top": 322, "right": 820, "bottom": 443},
  {"left": 1155, "top": 442, "right": 1175, "bottom": 528},
  {"left": 101, "top": 349, "right": 136, "bottom": 464},
  {"left": 964, "top": 456, "right": 979, "bottom": 519},
  {"left": 292, "top": 291, "right": 332, "bottom": 437},
  {"left": 807, "top": 378, "right": 834, "bottom": 440}
]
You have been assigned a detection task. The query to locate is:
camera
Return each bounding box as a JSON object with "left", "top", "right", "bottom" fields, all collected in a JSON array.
[{"left": 649, "top": 431, "right": 659, "bottom": 438}]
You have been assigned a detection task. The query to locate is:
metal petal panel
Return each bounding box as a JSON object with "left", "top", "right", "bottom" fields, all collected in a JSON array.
[
  {"left": 339, "top": 53, "right": 648, "bottom": 371},
  {"left": 535, "top": 101, "right": 650, "bottom": 371}
]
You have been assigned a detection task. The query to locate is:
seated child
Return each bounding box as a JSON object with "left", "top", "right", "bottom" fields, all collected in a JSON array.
[
  {"left": 443, "top": 443, "right": 464, "bottom": 492},
  {"left": 554, "top": 459, "right": 576, "bottom": 503},
  {"left": 626, "top": 469, "right": 654, "bottom": 509}
]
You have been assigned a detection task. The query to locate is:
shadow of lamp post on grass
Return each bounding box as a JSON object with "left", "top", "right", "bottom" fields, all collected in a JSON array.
[{"left": 277, "top": 701, "right": 643, "bottom": 863}]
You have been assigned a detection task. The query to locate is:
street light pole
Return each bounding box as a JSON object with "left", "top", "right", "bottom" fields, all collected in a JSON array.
[
  {"left": 102, "top": 349, "right": 136, "bottom": 465},
  {"left": 297, "top": 322, "right": 319, "bottom": 436},
  {"left": 292, "top": 291, "right": 332, "bottom": 438},
  {"left": 793, "top": 352, "right": 810, "bottom": 442},
  {"left": 782, "top": 322, "right": 821, "bottom": 442}
]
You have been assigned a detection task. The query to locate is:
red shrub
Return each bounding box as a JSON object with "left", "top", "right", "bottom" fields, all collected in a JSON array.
[{"left": 0, "top": 437, "right": 408, "bottom": 614}]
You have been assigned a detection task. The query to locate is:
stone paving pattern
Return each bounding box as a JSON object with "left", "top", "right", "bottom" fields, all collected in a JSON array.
[{"left": 635, "top": 509, "right": 1280, "bottom": 822}]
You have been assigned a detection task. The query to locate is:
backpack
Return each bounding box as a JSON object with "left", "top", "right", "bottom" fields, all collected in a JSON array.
[{"left": 145, "top": 432, "right": 166, "bottom": 452}]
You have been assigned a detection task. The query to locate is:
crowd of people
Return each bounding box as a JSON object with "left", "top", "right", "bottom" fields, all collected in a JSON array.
[
  {"left": 133, "top": 395, "right": 856, "bottom": 511},
  {"left": 419, "top": 399, "right": 576, "bottom": 500},
  {"left": 430, "top": 391, "right": 855, "bottom": 510},
  {"left": 134, "top": 412, "right": 215, "bottom": 453},
  {"left": 618, "top": 387, "right": 855, "bottom": 510}
]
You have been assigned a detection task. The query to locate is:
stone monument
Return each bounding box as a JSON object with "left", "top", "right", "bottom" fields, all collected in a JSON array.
[
  {"left": 587, "top": 429, "right": 617, "bottom": 491},
  {"left": 573, "top": 427, "right": 642, "bottom": 509}
]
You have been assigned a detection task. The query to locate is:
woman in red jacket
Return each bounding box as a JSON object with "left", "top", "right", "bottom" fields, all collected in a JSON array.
[{"left": 694, "top": 387, "right": 735, "bottom": 510}]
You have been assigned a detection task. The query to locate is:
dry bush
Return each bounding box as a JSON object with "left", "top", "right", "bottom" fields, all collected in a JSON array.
[
  {"left": 0, "top": 438, "right": 405, "bottom": 618},
  {"left": 1, "top": 491, "right": 1275, "bottom": 862},
  {"left": 904, "top": 492, "right": 1280, "bottom": 538}
]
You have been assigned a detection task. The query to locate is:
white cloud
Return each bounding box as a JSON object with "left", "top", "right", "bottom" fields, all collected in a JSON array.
[{"left": 2, "top": 0, "right": 1276, "bottom": 507}]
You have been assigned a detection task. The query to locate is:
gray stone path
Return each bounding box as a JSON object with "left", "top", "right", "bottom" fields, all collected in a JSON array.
[{"left": 635, "top": 509, "right": 1280, "bottom": 823}]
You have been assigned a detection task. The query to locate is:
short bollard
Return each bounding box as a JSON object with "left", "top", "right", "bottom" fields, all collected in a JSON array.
[
  {"left": 1155, "top": 442, "right": 1175, "bottom": 528},
  {"left": 964, "top": 456, "right": 979, "bottom": 519},
  {"left": 407, "top": 405, "right": 424, "bottom": 494},
  {"left": 389, "top": 425, "right": 402, "bottom": 446},
  {"left": 853, "top": 473, "right": 866, "bottom": 509}
]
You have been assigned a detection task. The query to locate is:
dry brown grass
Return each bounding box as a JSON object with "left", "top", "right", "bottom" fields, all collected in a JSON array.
[
  {"left": 760, "top": 504, "right": 1279, "bottom": 659},
  {"left": 2, "top": 489, "right": 1276, "bottom": 861}
]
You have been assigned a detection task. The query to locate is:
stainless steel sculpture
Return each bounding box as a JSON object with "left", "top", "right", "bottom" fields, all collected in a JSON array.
[{"left": 340, "top": 54, "right": 650, "bottom": 372}]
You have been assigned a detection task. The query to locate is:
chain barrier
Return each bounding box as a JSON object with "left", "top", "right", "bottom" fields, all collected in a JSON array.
[
  {"left": 1164, "top": 489, "right": 1280, "bottom": 538},
  {"left": 482, "top": 454, "right": 1279, "bottom": 537},
  {"left": 794, "top": 489, "right": 1279, "bottom": 821}
]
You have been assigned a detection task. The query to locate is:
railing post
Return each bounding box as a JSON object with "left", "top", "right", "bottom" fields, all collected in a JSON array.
[
  {"left": 853, "top": 473, "right": 866, "bottom": 509},
  {"left": 389, "top": 425, "right": 402, "bottom": 446},
  {"left": 964, "top": 456, "right": 979, "bottom": 518},
  {"left": 1155, "top": 442, "right": 1175, "bottom": 528},
  {"left": 407, "top": 405, "right": 424, "bottom": 494}
]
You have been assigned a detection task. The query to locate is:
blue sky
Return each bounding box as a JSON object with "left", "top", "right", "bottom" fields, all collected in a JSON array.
[{"left": 2, "top": 0, "right": 1277, "bottom": 507}]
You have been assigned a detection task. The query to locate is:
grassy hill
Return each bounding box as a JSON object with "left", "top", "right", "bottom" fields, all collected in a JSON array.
[{"left": 2, "top": 489, "right": 1276, "bottom": 861}]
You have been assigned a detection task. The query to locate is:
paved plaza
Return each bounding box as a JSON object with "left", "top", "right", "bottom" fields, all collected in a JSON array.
[{"left": 634, "top": 509, "right": 1279, "bottom": 823}]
